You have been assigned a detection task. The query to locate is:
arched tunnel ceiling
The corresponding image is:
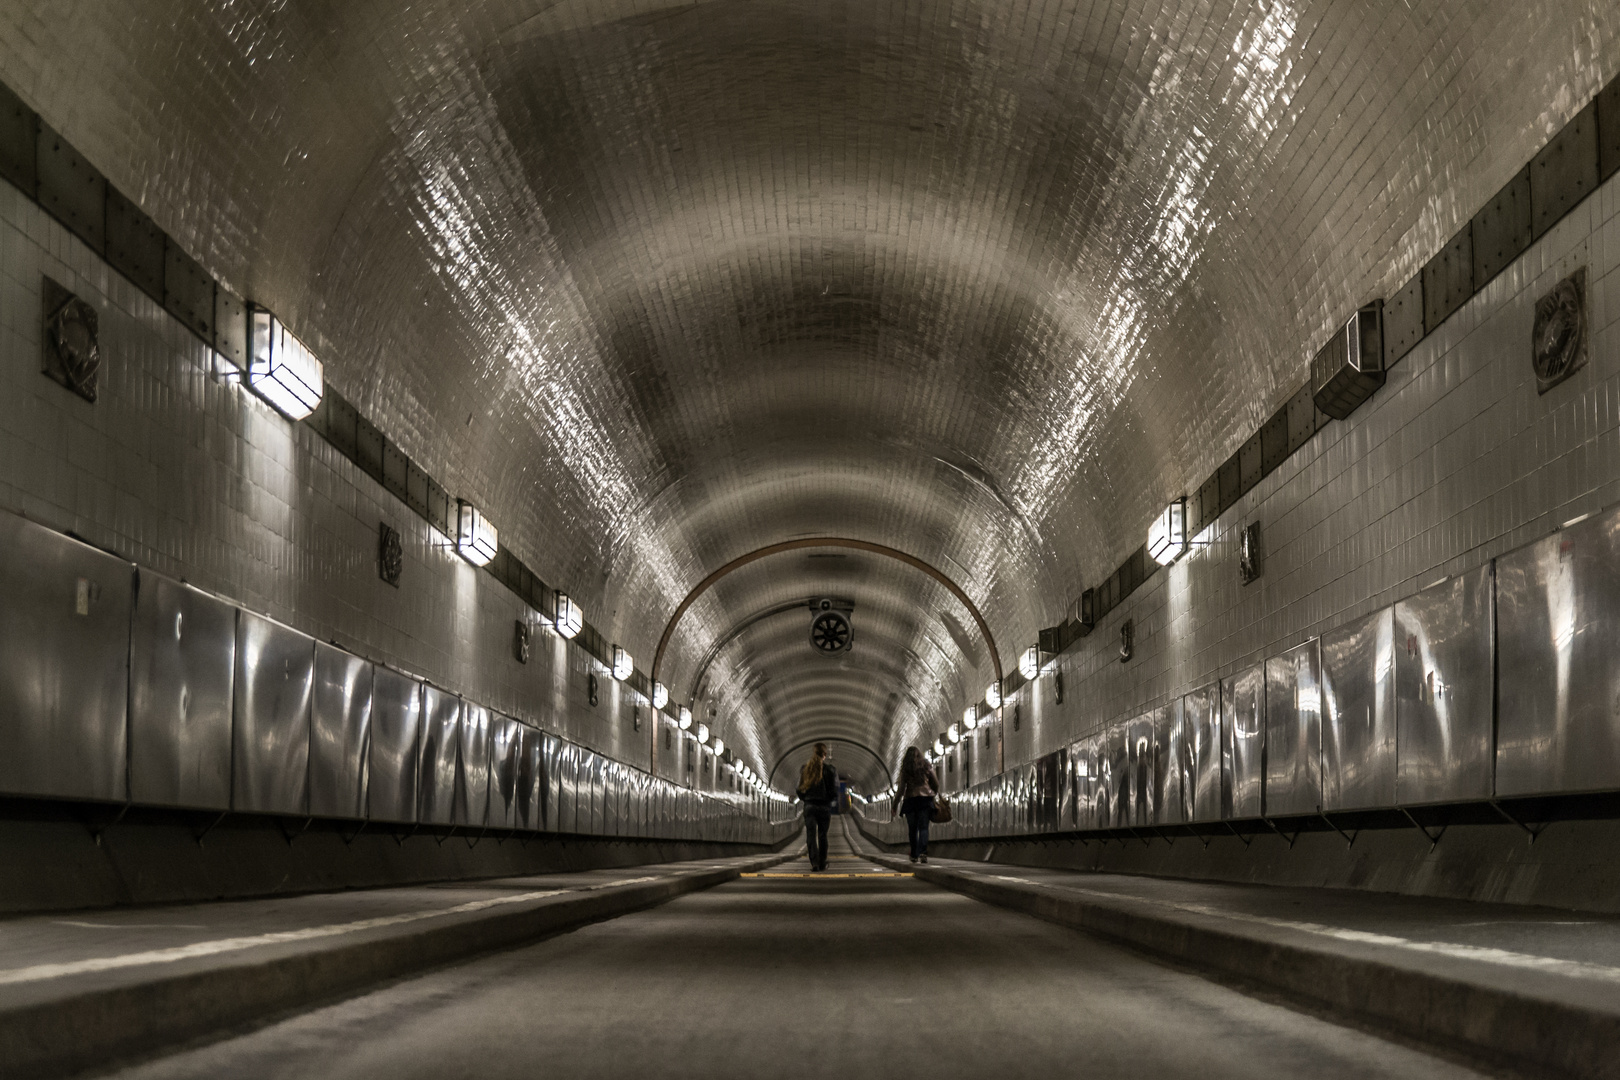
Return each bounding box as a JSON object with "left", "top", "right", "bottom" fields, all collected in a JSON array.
[{"left": 3, "top": 1, "right": 1617, "bottom": 790}]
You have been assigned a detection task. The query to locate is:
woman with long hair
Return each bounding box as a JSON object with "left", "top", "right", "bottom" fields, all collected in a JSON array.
[
  {"left": 795, "top": 742, "right": 839, "bottom": 871},
  {"left": 890, "top": 746, "right": 940, "bottom": 863}
]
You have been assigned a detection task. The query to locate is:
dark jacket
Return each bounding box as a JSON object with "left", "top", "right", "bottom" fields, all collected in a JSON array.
[{"left": 797, "top": 763, "right": 840, "bottom": 807}]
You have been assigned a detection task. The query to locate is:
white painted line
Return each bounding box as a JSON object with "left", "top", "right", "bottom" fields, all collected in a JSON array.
[
  {"left": 963, "top": 871, "right": 1620, "bottom": 986},
  {"left": 53, "top": 922, "right": 208, "bottom": 930},
  {"left": 0, "top": 889, "right": 568, "bottom": 987}
]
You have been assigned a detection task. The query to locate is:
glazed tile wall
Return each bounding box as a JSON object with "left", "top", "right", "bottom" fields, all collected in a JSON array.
[
  {"left": 0, "top": 178, "right": 682, "bottom": 781},
  {"left": 982, "top": 165, "right": 1620, "bottom": 771}
]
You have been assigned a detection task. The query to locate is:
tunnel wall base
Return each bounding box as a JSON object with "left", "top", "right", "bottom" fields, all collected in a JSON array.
[
  {"left": 857, "top": 816, "right": 1620, "bottom": 914},
  {"left": 0, "top": 801, "right": 796, "bottom": 916}
]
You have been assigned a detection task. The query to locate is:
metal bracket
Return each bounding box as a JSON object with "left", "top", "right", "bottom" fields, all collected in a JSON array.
[
  {"left": 194, "top": 811, "right": 228, "bottom": 848},
  {"left": 434, "top": 825, "right": 458, "bottom": 846},
  {"left": 1154, "top": 827, "right": 1177, "bottom": 846},
  {"left": 1262, "top": 817, "right": 1297, "bottom": 848},
  {"left": 341, "top": 820, "right": 368, "bottom": 846},
  {"left": 1489, "top": 800, "right": 1547, "bottom": 846},
  {"left": 85, "top": 801, "right": 130, "bottom": 846},
  {"left": 464, "top": 825, "right": 487, "bottom": 850},
  {"left": 1400, "top": 808, "right": 1446, "bottom": 851},
  {"left": 1224, "top": 821, "right": 1252, "bottom": 847},
  {"left": 1123, "top": 826, "right": 1151, "bottom": 848},
  {"left": 279, "top": 816, "right": 314, "bottom": 846},
  {"left": 393, "top": 823, "right": 419, "bottom": 846},
  {"left": 1320, "top": 812, "right": 1358, "bottom": 849}
]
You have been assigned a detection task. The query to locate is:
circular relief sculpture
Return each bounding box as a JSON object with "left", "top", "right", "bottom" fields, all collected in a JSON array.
[
  {"left": 46, "top": 291, "right": 101, "bottom": 402},
  {"left": 1532, "top": 267, "right": 1587, "bottom": 394},
  {"left": 810, "top": 609, "right": 852, "bottom": 654}
]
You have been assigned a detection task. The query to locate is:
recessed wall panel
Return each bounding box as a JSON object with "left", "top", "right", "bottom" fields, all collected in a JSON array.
[
  {"left": 456, "top": 702, "right": 491, "bottom": 827},
  {"left": 1396, "top": 565, "right": 1494, "bottom": 805},
  {"left": 368, "top": 667, "right": 421, "bottom": 823},
  {"left": 488, "top": 715, "right": 520, "bottom": 829},
  {"left": 308, "top": 642, "right": 371, "bottom": 820},
  {"left": 1222, "top": 663, "right": 1265, "bottom": 817},
  {"left": 0, "top": 515, "right": 132, "bottom": 802},
  {"left": 1497, "top": 509, "right": 1620, "bottom": 795},
  {"left": 129, "top": 573, "right": 234, "bottom": 810},
  {"left": 1107, "top": 719, "right": 1129, "bottom": 828},
  {"left": 1154, "top": 701, "right": 1188, "bottom": 825},
  {"left": 1321, "top": 608, "right": 1396, "bottom": 811},
  {"left": 232, "top": 612, "right": 313, "bottom": 815}
]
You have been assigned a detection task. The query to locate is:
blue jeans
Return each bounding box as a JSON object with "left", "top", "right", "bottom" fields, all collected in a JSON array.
[
  {"left": 900, "top": 796, "right": 933, "bottom": 857},
  {"left": 803, "top": 804, "right": 831, "bottom": 868}
]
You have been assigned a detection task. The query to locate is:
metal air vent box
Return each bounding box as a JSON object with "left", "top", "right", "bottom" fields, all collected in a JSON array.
[{"left": 1312, "top": 301, "right": 1384, "bottom": 421}]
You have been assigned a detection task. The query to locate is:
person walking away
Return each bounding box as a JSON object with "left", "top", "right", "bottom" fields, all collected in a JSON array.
[
  {"left": 796, "top": 743, "right": 839, "bottom": 871},
  {"left": 891, "top": 746, "right": 940, "bottom": 863}
]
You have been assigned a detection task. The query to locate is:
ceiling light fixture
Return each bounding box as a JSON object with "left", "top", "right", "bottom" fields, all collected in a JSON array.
[{"left": 247, "top": 306, "right": 324, "bottom": 420}]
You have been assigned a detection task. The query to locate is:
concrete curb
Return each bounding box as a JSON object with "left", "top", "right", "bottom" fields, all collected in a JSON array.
[
  {"left": 2, "top": 852, "right": 796, "bottom": 1079},
  {"left": 864, "top": 852, "right": 1620, "bottom": 1080}
]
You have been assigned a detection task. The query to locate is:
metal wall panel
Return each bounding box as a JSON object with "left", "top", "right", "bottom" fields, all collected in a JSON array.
[
  {"left": 456, "top": 702, "right": 491, "bottom": 827},
  {"left": 1107, "top": 719, "right": 1130, "bottom": 828},
  {"left": 417, "top": 686, "right": 460, "bottom": 825},
  {"left": 104, "top": 187, "right": 166, "bottom": 301},
  {"left": 1124, "top": 710, "right": 1155, "bottom": 826},
  {"left": 1383, "top": 273, "right": 1424, "bottom": 364},
  {"left": 368, "top": 667, "right": 421, "bottom": 823},
  {"left": 129, "top": 573, "right": 235, "bottom": 810},
  {"left": 1264, "top": 639, "right": 1321, "bottom": 817},
  {"left": 0, "top": 515, "right": 132, "bottom": 801},
  {"left": 1531, "top": 102, "right": 1599, "bottom": 239},
  {"left": 1154, "top": 701, "right": 1189, "bottom": 824},
  {"left": 1497, "top": 509, "right": 1620, "bottom": 795},
  {"left": 1321, "top": 608, "right": 1396, "bottom": 812},
  {"left": 36, "top": 122, "right": 104, "bottom": 252},
  {"left": 308, "top": 642, "right": 371, "bottom": 820},
  {"left": 1395, "top": 565, "right": 1494, "bottom": 805},
  {"left": 556, "top": 742, "right": 577, "bottom": 833},
  {"left": 162, "top": 241, "right": 215, "bottom": 342},
  {"left": 232, "top": 611, "right": 313, "bottom": 815},
  {"left": 584, "top": 752, "right": 603, "bottom": 835},
  {"left": 1222, "top": 663, "right": 1265, "bottom": 818},
  {"left": 543, "top": 733, "right": 561, "bottom": 831},
  {"left": 1422, "top": 227, "right": 1473, "bottom": 333},
  {"left": 0, "top": 81, "right": 35, "bottom": 196},
  {"left": 1471, "top": 166, "right": 1532, "bottom": 287},
  {"left": 488, "top": 715, "right": 520, "bottom": 829},
  {"left": 1186, "top": 681, "right": 1224, "bottom": 822}
]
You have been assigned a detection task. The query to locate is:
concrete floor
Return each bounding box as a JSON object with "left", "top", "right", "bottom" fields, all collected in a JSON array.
[{"left": 100, "top": 821, "right": 1490, "bottom": 1080}]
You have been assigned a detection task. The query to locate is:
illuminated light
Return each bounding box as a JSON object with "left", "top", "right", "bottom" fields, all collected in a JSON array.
[
  {"left": 696, "top": 723, "right": 710, "bottom": 744},
  {"left": 454, "top": 501, "right": 498, "bottom": 567},
  {"left": 947, "top": 723, "right": 961, "bottom": 744},
  {"left": 554, "top": 593, "right": 583, "bottom": 639},
  {"left": 985, "top": 681, "right": 1002, "bottom": 709},
  {"left": 1148, "top": 497, "right": 1188, "bottom": 565},
  {"left": 247, "top": 306, "right": 324, "bottom": 420},
  {"left": 711, "top": 738, "right": 725, "bottom": 756},
  {"left": 1021, "top": 646, "right": 1041, "bottom": 681},
  {"left": 612, "top": 645, "right": 633, "bottom": 682},
  {"left": 963, "top": 705, "right": 979, "bottom": 731},
  {"left": 652, "top": 682, "right": 669, "bottom": 710},
  {"left": 678, "top": 705, "right": 692, "bottom": 730},
  {"left": 932, "top": 738, "right": 944, "bottom": 756}
]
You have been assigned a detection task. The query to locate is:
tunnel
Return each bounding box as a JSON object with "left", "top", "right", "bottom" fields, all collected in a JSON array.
[{"left": 1, "top": 2, "right": 1619, "bottom": 1077}]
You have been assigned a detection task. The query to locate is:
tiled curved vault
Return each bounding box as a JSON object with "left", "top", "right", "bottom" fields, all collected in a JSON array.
[{"left": 2, "top": 0, "right": 1617, "bottom": 792}]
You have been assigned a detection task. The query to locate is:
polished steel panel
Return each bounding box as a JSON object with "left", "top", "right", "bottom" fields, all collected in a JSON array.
[
  {"left": 603, "top": 763, "right": 620, "bottom": 836},
  {"left": 488, "top": 715, "right": 520, "bottom": 829},
  {"left": 1264, "top": 639, "right": 1321, "bottom": 817},
  {"left": 1321, "top": 608, "right": 1396, "bottom": 812},
  {"left": 1222, "top": 663, "right": 1265, "bottom": 818},
  {"left": 1154, "top": 701, "right": 1189, "bottom": 825},
  {"left": 557, "top": 742, "right": 577, "bottom": 833},
  {"left": 417, "top": 685, "right": 460, "bottom": 825},
  {"left": 542, "top": 733, "right": 561, "bottom": 831},
  {"left": 1396, "top": 564, "right": 1494, "bottom": 805},
  {"left": 129, "top": 573, "right": 235, "bottom": 810},
  {"left": 456, "top": 701, "right": 491, "bottom": 827},
  {"left": 584, "top": 752, "right": 604, "bottom": 835},
  {"left": 1498, "top": 509, "right": 1620, "bottom": 795},
  {"left": 1107, "top": 719, "right": 1129, "bottom": 828},
  {"left": 1186, "top": 681, "right": 1224, "bottom": 822},
  {"left": 367, "top": 668, "right": 421, "bottom": 822},
  {"left": 232, "top": 611, "right": 313, "bottom": 815},
  {"left": 308, "top": 642, "right": 371, "bottom": 820},
  {"left": 0, "top": 515, "right": 132, "bottom": 802},
  {"left": 1126, "top": 711, "right": 1156, "bottom": 826}
]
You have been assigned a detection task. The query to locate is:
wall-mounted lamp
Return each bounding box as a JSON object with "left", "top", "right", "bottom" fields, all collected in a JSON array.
[
  {"left": 962, "top": 705, "right": 979, "bottom": 731},
  {"left": 554, "top": 593, "right": 583, "bottom": 639},
  {"left": 711, "top": 737, "right": 725, "bottom": 756},
  {"left": 947, "top": 723, "right": 961, "bottom": 744},
  {"left": 931, "top": 738, "right": 945, "bottom": 756},
  {"left": 652, "top": 682, "right": 669, "bottom": 709},
  {"left": 455, "top": 500, "right": 498, "bottom": 566},
  {"left": 696, "top": 723, "right": 710, "bottom": 744},
  {"left": 247, "top": 306, "right": 324, "bottom": 420},
  {"left": 678, "top": 705, "right": 693, "bottom": 730},
  {"left": 1148, "top": 496, "right": 1188, "bottom": 566},
  {"left": 1020, "top": 646, "right": 1041, "bottom": 680},
  {"left": 612, "top": 645, "right": 633, "bottom": 681}
]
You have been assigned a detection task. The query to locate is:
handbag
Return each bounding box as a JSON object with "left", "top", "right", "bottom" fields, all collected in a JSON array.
[{"left": 930, "top": 794, "right": 953, "bottom": 824}]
